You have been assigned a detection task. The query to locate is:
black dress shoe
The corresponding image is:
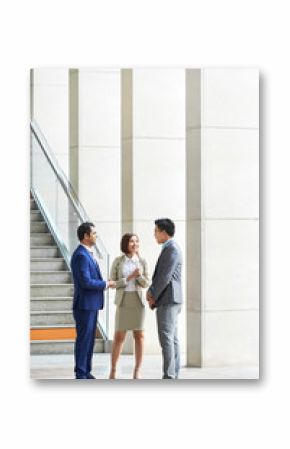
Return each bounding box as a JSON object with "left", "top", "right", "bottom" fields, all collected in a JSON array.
[
  {"left": 87, "top": 373, "right": 96, "bottom": 379},
  {"left": 76, "top": 376, "right": 87, "bottom": 379}
]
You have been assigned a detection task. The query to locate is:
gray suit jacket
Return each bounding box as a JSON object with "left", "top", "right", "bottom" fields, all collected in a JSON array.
[
  {"left": 148, "top": 240, "right": 183, "bottom": 307},
  {"left": 110, "top": 255, "right": 150, "bottom": 306}
]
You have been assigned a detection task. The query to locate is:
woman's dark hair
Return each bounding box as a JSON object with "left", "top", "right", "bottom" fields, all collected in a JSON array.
[
  {"left": 121, "top": 233, "right": 139, "bottom": 254},
  {"left": 155, "top": 218, "right": 175, "bottom": 237},
  {"left": 77, "top": 222, "right": 95, "bottom": 241}
]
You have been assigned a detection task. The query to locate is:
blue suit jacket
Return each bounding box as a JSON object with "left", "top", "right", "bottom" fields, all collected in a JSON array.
[{"left": 71, "top": 245, "right": 106, "bottom": 311}]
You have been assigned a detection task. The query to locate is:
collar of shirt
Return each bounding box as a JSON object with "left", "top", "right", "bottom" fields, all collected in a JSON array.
[
  {"left": 124, "top": 254, "right": 139, "bottom": 263},
  {"left": 162, "top": 239, "right": 173, "bottom": 250},
  {"left": 81, "top": 243, "right": 95, "bottom": 257}
]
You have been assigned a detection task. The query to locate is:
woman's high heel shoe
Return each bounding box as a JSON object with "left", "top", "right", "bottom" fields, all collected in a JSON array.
[{"left": 133, "top": 368, "right": 141, "bottom": 379}]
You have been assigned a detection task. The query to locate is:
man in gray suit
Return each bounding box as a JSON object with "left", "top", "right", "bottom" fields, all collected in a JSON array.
[{"left": 147, "top": 218, "right": 183, "bottom": 379}]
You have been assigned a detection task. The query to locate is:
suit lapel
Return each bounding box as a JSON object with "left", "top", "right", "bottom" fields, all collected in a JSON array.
[
  {"left": 92, "top": 255, "right": 102, "bottom": 278},
  {"left": 152, "top": 242, "right": 173, "bottom": 279},
  {"left": 153, "top": 252, "right": 163, "bottom": 279},
  {"left": 118, "top": 255, "right": 126, "bottom": 279},
  {"left": 79, "top": 245, "right": 102, "bottom": 279}
]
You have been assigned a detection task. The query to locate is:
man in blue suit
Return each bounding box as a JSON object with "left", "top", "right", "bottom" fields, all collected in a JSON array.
[{"left": 71, "top": 222, "right": 116, "bottom": 379}]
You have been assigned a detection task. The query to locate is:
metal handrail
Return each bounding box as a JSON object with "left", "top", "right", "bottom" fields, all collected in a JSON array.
[
  {"left": 30, "top": 120, "right": 108, "bottom": 258},
  {"left": 30, "top": 119, "right": 110, "bottom": 340}
]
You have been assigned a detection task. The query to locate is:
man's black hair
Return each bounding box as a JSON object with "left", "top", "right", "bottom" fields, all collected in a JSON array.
[
  {"left": 154, "top": 218, "right": 175, "bottom": 237},
  {"left": 77, "top": 222, "right": 95, "bottom": 241}
]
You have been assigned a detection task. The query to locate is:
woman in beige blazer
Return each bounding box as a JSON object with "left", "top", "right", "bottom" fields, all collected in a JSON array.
[{"left": 109, "top": 233, "right": 149, "bottom": 379}]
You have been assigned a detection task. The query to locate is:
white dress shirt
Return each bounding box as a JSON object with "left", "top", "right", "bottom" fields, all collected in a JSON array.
[{"left": 122, "top": 254, "right": 140, "bottom": 292}]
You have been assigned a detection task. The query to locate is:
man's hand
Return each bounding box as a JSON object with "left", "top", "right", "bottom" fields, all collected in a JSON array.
[
  {"left": 107, "top": 280, "right": 116, "bottom": 289},
  {"left": 146, "top": 291, "right": 152, "bottom": 301},
  {"left": 146, "top": 291, "right": 156, "bottom": 309}
]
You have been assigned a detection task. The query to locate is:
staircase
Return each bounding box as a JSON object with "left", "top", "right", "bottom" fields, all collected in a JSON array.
[{"left": 30, "top": 194, "right": 104, "bottom": 354}]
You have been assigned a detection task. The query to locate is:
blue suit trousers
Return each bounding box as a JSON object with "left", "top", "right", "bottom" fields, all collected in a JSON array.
[{"left": 73, "top": 309, "right": 99, "bottom": 378}]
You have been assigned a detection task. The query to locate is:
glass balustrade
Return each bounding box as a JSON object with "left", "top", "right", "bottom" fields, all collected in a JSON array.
[{"left": 30, "top": 120, "right": 110, "bottom": 339}]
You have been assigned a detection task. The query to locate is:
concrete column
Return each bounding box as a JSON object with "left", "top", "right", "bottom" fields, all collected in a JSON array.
[
  {"left": 186, "top": 68, "right": 259, "bottom": 367},
  {"left": 120, "top": 68, "right": 134, "bottom": 353},
  {"left": 186, "top": 69, "right": 202, "bottom": 366},
  {"left": 202, "top": 68, "right": 259, "bottom": 367},
  {"left": 121, "top": 69, "right": 134, "bottom": 235},
  {"left": 68, "top": 69, "right": 80, "bottom": 254}
]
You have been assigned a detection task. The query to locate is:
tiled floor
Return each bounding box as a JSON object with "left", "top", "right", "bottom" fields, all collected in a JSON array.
[{"left": 30, "top": 353, "right": 259, "bottom": 380}]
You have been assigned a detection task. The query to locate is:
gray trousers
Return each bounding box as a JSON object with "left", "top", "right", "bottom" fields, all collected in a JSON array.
[{"left": 156, "top": 303, "right": 182, "bottom": 379}]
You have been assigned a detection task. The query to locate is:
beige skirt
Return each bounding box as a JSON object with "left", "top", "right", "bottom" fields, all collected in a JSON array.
[{"left": 115, "top": 291, "right": 145, "bottom": 331}]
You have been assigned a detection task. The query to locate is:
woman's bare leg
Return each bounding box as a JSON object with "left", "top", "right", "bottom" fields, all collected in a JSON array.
[
  {"left": 133, "top": 330, "right": 144, "bottom": 379},
  {"left": 109, "top": 330, "right": 126, "bottom": 379}
]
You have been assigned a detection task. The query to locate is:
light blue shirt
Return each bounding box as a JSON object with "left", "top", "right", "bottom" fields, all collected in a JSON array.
[{"left": 162, "top": 239, "right": 173, "bottom": 250}]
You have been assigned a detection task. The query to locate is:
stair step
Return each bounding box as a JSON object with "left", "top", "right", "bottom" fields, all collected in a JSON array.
[
  {"left": 31, "top": 284, "right": 74, "bottom": 297},
  {"left": 30, "top": 211, "right": 42, "bottom": 221},
  {"left": 31, "top": 246, "right": 59, "bottom": 258},
  {"left": 30, "top": 339, "right": 104, "bottom": 355},
  {"left": 30, "top": 258, "right": 67, "bottom": 271},
  {"left": 31, "top": 311, "right": 74, "bottom": 326},
  {"left": 30, "top": 199, "right": 37, "bottom": 210},
  {"left": 30, "top": 222, "right": 48, "bottom": 233},
  {"left": 31, "top": 233, "right": 54, "bottom": 245},
  {"left": 31, "top": 297, "right": 72, "bottom": 311},
  {"left": 29, "top": 192, "right": 106, "bottom": 357},
  {"left": 30, "top": 325, "right": 101, "bottom": 339},
  {"left": 30, "top": 271, "right": 72, "bottom": 284}
]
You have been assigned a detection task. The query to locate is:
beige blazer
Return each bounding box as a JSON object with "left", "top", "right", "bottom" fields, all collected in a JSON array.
[{"left": 110, "top": 255, "right": 150, "bottom": 306}]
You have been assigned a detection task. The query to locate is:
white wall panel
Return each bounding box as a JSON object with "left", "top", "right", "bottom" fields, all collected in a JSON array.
[
  {"left": 133, "top": 139, "right": 185, "bottom": 220},
  {"left": 33, "top": 68, "right": 69, "bottom": 175},
  {"left": 204, "top": 310, "right": 259, "bottom": 366},
  {"left": 204, "top": 219, "right": 259, "bottom": 311},
  {"left": 79, "top": 147, "right": 120, "bottom": 222},
  {"left": 203, "top": 68, "right": 259, "bottom": 128},
  {"left": 79, "top": 70, "right": 120, "bottom": 147},
  {"left": 204, "top": 128, "right": 259, "bottom": 218},
  {"left": 134, "top": 68, "right": 185, "bottom": 138},
  {"left": 33, "top": 68, "right": 68, "bottom": 86}
]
